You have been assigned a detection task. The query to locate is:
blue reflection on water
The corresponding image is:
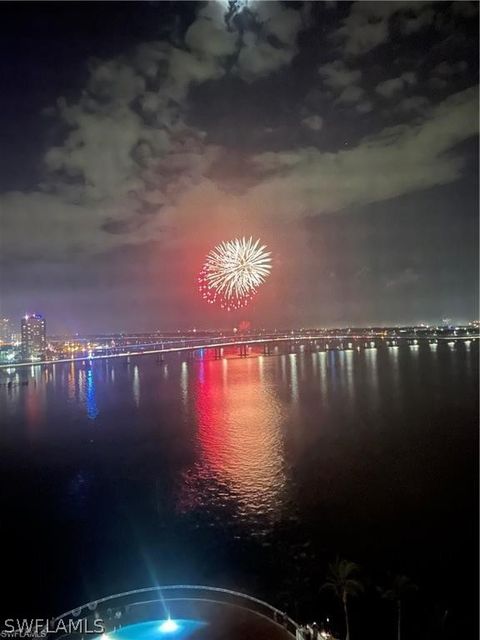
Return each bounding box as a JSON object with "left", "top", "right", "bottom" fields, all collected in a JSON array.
[
  {"left": 86, "top": 369, "right": 99, "bottom": 420},
  {"left": 103, "top": 619, "right": 206, "bottom": 640},
  {"left": 198, "top": 359, "right": 205, "bottom": 385}
]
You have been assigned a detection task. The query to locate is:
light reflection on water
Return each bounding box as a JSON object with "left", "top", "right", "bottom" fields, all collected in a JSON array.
[
  {"left": 0, "top": 342, "right": 477, "bottom": 528},
  {"left": 0, "top": 340, "right": 478, "bottom": 623},
  {"left": 342, "top": 349, "right": 355, "bottom": 407},
  {"left": 364, "top": 347, "right": 379, "bottom": 408},
  {"left": 180, "top": 361, "right": 188, "bottom": 408},
  {"left": 133, "top": 365, "right": 140, "bottom": 408},
  {"left": 179, "top": 356, "right": 287, "bottom": 523},
  {"left": 289, "top": 353, "right": 299, "bottom": 403},
  {"left": 318, "top": 350, "right": 328, "bottom": 397},
  {"left": 86, "top": 368, "right": 99, "bottom": 420}
]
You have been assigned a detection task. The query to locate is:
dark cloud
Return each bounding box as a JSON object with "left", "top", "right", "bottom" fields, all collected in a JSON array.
[
  {"left": 331, "top": 1, "right": 427, "bottom": 56},
  {"left": 301, "top": 114, "right": 323, "bottom": 131},
  {"left": 384, "top": 267, "right": 420, "bottom": 290},
  {"left": 319, "top": 59, "right": 362, "bottom": 89},
  {"left": 376, "top": 72, "right": 417, "bottom": 98}
]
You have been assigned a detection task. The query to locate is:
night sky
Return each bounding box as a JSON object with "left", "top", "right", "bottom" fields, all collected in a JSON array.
[{"left": 0, "top": 1, "right": 478, "bottom": 333}]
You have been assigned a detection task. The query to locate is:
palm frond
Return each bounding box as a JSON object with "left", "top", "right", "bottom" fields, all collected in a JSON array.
[
  {"left": 379, "top": 574, "right": 418, "bottom": 601},
  {"left": 321, "top": 557, "right": 364, "bottom": 600}
]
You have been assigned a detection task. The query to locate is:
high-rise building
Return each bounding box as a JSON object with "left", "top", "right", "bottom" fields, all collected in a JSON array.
[
  {"left": 21, "top": 313, "right": 46, "bottom": 360},
  {"left": 0, "top": 317, "right": 12, "bottom": 344}
]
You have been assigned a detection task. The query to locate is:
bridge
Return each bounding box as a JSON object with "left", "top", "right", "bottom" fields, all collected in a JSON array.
[{"left": 0, "top": 331, "right": 477, "bottom": 370}]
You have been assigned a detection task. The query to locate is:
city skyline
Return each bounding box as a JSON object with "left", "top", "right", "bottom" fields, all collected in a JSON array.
[
  {"left": 1, "top": 311, "right": 479, "bottom": 338},
  {"left": 0, "top": 1, "right": 478, "bottom": 332}
]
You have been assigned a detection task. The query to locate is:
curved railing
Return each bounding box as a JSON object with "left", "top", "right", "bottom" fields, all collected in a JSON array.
[{"left": 53, "top": 585, "right": 299, "bottom": 638}]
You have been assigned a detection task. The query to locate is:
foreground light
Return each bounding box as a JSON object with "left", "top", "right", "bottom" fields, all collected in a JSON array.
[{"left": 159, "top": 619, "right": 179, "bottom": 633}]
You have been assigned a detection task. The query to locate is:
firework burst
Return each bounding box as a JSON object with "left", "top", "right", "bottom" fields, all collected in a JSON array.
[{"left": 199, "top": 237, "right": 272, "bottom": 311}]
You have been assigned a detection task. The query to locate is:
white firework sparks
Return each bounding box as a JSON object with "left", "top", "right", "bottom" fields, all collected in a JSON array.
[{"left": 199, "top": 237, "right": 272, "bottom": 310}]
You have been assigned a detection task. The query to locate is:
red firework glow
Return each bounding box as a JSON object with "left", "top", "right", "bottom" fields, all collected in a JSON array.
[{"left": 198, "top": 237, "right": 272, "bottom": 311}]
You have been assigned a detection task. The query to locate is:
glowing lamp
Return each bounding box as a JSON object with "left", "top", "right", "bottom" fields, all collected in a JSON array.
[{"left": 159, "top": 619, "right": 179, "bottom": 634}]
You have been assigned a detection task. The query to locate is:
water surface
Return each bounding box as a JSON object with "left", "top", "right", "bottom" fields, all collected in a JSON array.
[{"left": 1, "top": 342, "right": 477, "bottom": 637}]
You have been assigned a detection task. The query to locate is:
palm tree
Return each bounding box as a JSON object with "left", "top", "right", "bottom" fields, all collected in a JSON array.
[
  {"left": 322, "top": 557, "right": 364, "bottom": 640},
  {"left": 380, "top": 574, "right": 418, "bottom": 640}
]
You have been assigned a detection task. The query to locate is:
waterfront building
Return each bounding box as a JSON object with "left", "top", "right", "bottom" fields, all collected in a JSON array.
[
  {"left": 0, "top": 317, "right": 12, "bottom": 344},
  {"left": 21, "top": 313, "right": 46, "bottom": 360}
]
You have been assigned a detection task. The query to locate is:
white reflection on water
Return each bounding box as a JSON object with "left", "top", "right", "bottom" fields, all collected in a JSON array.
[
  {"left": 311, "top": 351, "right": 318, "bottom": 376},
  {"left": 78, "top": 369, "right": 86, "bottom": 404},
  {"left": 364, "top": 347, "right": 379, "bottom": 408},
  {"left": 179, "top": 357, "right": 287, "bottom": 521},
  {"left": 289, "top": 353, "right": 299, "bottom": 403},
  {"left": 280, "top": 354, "right": 287, "bottom": 384},
  {"left": 180, "top": 361, "right": 188, "bottom": 408},
  {"left": 258, "top": 354, "right": 265, "bottom": 384},
  {"left": 133, "top": 365, "right": 140, "bottom": 408},
  {"left": 389, "top": 342, "right": 400, "bottom": 402},
  {"left": 318, "top": 351, "right": 328, "bottom": 400},
  {"left": 408, "top": 340, "right": 421, "bottom": 382},
  {"left": 299, "top": 349, "right": 306, "bottom": 382},
  {"left": 343, "top": 349, "right": 355, "bottom": 405}
]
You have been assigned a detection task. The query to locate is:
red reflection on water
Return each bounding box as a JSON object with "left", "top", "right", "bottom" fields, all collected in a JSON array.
[
  {"left": 25, "top": 377, "right": 41, "bottom": 435},
  {"left": 178, "top": 356, "right": 286, "bottom": 520}
]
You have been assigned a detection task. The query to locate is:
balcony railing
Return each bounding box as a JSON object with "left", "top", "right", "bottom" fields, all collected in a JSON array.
[{"left": 52, "top": 585, "right": 299, "bottom": 638}]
